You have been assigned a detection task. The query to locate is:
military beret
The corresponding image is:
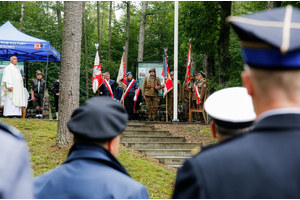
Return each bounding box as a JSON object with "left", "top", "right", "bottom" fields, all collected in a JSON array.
[
  {"left": 126, "top": 72, "right": 132, "bottom": 77},
  {"left": 204, "top": 87, "right": 256, "bottom": 129},
  {"left": 67, "top": 97, "right": 128, "bottom": 140},
  {"left": 170, "top": 71, "right": 174, "bottom": 76},
  {"left": 227, "top": 6, "right": 300, "bottom": 69}
]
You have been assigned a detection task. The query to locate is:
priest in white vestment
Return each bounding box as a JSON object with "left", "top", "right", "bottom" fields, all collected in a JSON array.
[{"left": 1, "top": 56, "right": 25, "bottom": 117}]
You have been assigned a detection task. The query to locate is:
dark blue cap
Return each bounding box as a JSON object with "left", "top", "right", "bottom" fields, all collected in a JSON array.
[{"left": 227, "top": 5, "right": 300, "bottom": 69}]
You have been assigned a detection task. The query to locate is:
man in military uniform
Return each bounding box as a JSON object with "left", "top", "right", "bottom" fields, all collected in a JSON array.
[
  {"left": 173, "top": 6, "right": 300, "bottom": 199},
  {"left": 0, "top": 122, "right": 34, "bottom": 198},
  {"left": 142, "top": 68, "right": 163, "bottom": 121},
  {"left": 51, "top": 72, "right": 60, "bottom": 120},
  {"left": 182, "top": 74, "right": 194, "bottom": 122},
  {"left": 34, "top": 97, "right": 149, "bottom": 198},
  {"left": 31, "top": 70, "right": 47, "bottom": 119},
  {"left": 167, "top": 71, "right": 181, "bottom": 121},
  {"left": 197, "top": 71, "right": 208, "bottom": 122}
]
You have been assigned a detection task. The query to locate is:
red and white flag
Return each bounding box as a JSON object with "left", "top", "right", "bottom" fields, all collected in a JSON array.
[
  {"left": 117, "top": 52, "right": 127, "bottom": 91},
  {"left": 103, "top": 79, "right": 114, "bottom": 98},
  {"left": 92, "top": 50, "right": 103, "bottom": 93},
  {"left": 162, "top": 53, "right": 173, "bottom": 96},
  {"left": 186, "top": 44, "right": 192, "bottom": 83},
  {"left": 134, "top": 87, "right": 141, "bottom": 109},
  {"left": 194, "top": 83, "right": 201, "bottom": 104}
]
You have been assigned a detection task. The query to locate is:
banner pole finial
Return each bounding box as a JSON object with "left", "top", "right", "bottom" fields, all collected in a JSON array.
[{"left": 95, "top": 43, "right": 99, "bottom": 50}]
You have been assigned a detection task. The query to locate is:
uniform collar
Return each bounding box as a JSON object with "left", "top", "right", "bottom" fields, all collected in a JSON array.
[
  {"left": 254, "top": 108, "right": 300, "bottom": 131},
  {"left": 65, "top": 143, "right": 130, "bottom": 177}
]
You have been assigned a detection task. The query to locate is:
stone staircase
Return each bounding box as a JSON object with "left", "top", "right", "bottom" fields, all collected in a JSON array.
[{"left": 121, "top": 122, "right": 201, "bottom": 168}]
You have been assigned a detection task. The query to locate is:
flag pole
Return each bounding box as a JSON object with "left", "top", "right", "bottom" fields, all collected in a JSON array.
[
  {"left": 173, "top": 1, "right": 179, "bottom": 122},
  {"left": 164, "top": 47, "right": 168, "bottom": 122},
  {"left": 188, "top": 38, "right": 192, "bottom": 123}
]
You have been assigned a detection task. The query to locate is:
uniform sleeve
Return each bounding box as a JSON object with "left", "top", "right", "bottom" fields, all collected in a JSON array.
[
  {"left": 173, "top": 159, "right": 204, "bottom": 199},
  {"left": 178, "top": 81, "right": 181, "bottom": 101},
  {"left": 200, "top": 81, "right": 207, "bottom": 102},
  {"left": 142, "top": 78, "right": 147, "bottom": 95},
  {"left": 31, "top": 80, "right": 34, "bottom": 90},
  {"left": 112, "top": 81, "right": 116, "bottom": 94},
  {"left": 182, "top": 82, "right": 185, "bottom": 101},
  {"left": 4, "top": 141, "right": 34, "bottom": 198},
  {"left": 157, "top": 78, "right": 162, "bottom": 90},
  {"left": 51, "top": 82, "right": 57, "bottom": 95}
]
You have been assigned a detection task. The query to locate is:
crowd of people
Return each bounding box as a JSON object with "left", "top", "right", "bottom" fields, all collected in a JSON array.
[{"left": 1, "top": 6, "right": 300, "bottom": 199}]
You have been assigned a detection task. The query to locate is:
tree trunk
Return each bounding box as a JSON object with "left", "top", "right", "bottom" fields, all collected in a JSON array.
[
  {"left": 267, "top": 1, "right": 281, "bottom": 9},
  {"left": 218, "top": 1, "right": 231, "bottom": 85},
  {"left": 19, "top": 2, "right": 26, "bottom": 31},
  {"left": 108, "top": 1, "right": 112, "bottom": 60},
  {"left": 56, "top": 1, "right": 62, "bottom": 37},
  {"left": 125, "top": 1, "right": 131, "bottom": 71},
  {"left": 203, "top": 54, "right": 215, "bottom": 81},
  {"left": 97, "top": 1, "right": 101, "bottom": 55},
  {"left": 82, "top": 2, "right": 89, "bottom": 100},
  {"left": 138, "top": 1, "right": 147, "bottom": 62},
  {"left": 57, "top": 1, "right": 83, "bottom": 149}
]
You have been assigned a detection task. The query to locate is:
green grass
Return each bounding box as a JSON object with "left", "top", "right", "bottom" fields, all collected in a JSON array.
[{"left": 1, "top": 118, "right": 176, "bottom": 199}]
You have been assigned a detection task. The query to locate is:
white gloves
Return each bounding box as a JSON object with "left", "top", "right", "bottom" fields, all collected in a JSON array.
[
  {"left": 133, "top": 96, "right": 137, "bottom": 101},
  {"left": 139, "top": 102, "right": 142, "bottom": 106}
]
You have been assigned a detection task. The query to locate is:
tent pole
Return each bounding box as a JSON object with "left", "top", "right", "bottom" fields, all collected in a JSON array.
[
  {"left": 25, "top": 61, "right": 29, "bottom": 89},
  {"left": 42, "top": 49, "right": 50, "bottom": 119}
]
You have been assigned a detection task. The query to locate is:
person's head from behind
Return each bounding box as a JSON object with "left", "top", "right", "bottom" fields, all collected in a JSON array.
[
  {"left": 104, "top": 72, "right": 110, "bottom": 80},
  {"left": 10, "top": 56, "right": 18, "bottom": 65},
  {"left": 227, "top": 5, "right": 300, "bottom": 116},
  {"left": 67, "top": 97, "right": 128, "bottom": 157},
  {"left": 205, "top": 87, "right": 256, "bottom": 142},
  {"left": 170, "top": 71, "right": 174, "bottom": 80}
]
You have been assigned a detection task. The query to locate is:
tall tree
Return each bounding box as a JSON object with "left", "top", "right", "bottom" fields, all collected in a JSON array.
[
  {"left": 19, "top": 1, "right": 25, "bottom": 31},
  {"left": 268, "top": 1, "right": 281, "bottom": 9},
  {"left": 138, "top": 1, "right": 147, "bottom": 62},
  {"left": 108, "top": 1, "right": 112, "bottom": 60},
  {"left": 82, "top": 2, "right": 89, "bottom": 99},
  {"left": 125, "top": 1, "right": 131, "bottom": 71},
  {"left": 57, "top": 1, "right": 83, "bottom": 148},
  {"left": 97, "top": 1, "right": 101, "bottom": 54},
  {"left": 218, "top": 1, "right": 231, "bottom": 84}
]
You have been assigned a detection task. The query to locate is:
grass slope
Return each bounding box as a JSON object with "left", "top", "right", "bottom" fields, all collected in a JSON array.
[{"left": 1, "top": 118, "right": 176, "bottom": 199}]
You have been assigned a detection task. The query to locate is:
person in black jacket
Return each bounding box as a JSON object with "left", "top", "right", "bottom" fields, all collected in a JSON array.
[
  {"left": 51, "top": 72, "right": 60, "bottom": 120},
  {"left": 173, "top": 6, "right": 300, "bottom": 199},
  {"left": 98, "top": 72, "right": 116, "bottom": 98},
  {"left": 133, "top": 81, "right": 143, "bottom": 121}
]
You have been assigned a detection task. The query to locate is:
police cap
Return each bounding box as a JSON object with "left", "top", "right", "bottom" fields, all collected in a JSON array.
[
  {"left": 67, "top": 97, "right": 128, "bottom": 140},
  {"left": 149, "top": 68, "right": 156, "bottom": 72},
  {"left": 227, "top": 6, "right": 300, "bottom": 69},
  {"left": 204, "top": 87, "right": 256, "bottom": 129}
]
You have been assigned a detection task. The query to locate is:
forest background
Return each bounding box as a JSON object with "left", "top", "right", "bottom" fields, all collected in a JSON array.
[{"left": 0, "top": 1, "right": 299, "bottom": 109}]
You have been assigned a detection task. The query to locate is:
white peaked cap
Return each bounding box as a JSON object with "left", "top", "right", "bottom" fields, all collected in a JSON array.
[{"left": 204, "top": 87, "right": 256, "bottom": 128}]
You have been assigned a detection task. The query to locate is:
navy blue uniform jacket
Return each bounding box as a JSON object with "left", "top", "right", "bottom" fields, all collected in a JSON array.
[
  {"left": 34, "top": 143, "right": 149, "bottom": 199},
  {"left": 99, "top": 79, "right": 116, "bottom": 96},
  {"left": 173, "top": 113, "right": 300, "bottom": 199}
]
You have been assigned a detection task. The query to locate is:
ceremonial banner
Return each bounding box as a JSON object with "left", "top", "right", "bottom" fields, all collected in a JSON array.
[
  {"left": 117, "top": 52, "right": 127, "bottom": 91},
  {"left": 92, "top": 50, "right": 103, "bottom": 93},
  {"left": 133, "top": 87, "right": 141, "bottom": 109},
  {"left": 103, "top": 79, "right": 114, "bottom": 98},
  {"left": 162, "top": 53, "right": 173, "bottom": 96},
  {"left": 121, "top": 79, "right": 135, "bottom": 102},
  {"left": 185, "top": 44, "right": 192, "bottom": 83}
]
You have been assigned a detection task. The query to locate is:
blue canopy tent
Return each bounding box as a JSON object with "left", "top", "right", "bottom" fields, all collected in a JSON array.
[{"left": 0, "top": 21, "right": 61, "bottom": 118}]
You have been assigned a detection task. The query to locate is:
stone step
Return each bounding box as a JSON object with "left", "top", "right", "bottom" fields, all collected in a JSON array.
[
  {"left": 137, "top": 149, "right": 192, "bottom": 157},
  {"left": 122, "top": 130, "right": 169, "bottom": 136},
  {"left": 121, "top": 136, "right": 185, "bottom": 143},
  {"left": 125, "top": 125, "right": 154, "bottom": 131},
  {"left": 122, "top": 142, "right": 200, "bottom": 150},
  {"left": 127, "top": 122, "right": 146, "bottom": 126},
  {"left": 154, "top": 156, "right": 188, "bottom": 165},
  {"left": 168, "top": 165, "right": 182, "bottom": 168}
]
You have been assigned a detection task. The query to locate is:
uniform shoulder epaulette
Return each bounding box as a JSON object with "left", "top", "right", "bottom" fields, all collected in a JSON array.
[
  {"left": 0, "top": 121, "right": 23, "bottom": 140},
  {"left": 196, "top": 134, "right": 245, "bottom": 155}
]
